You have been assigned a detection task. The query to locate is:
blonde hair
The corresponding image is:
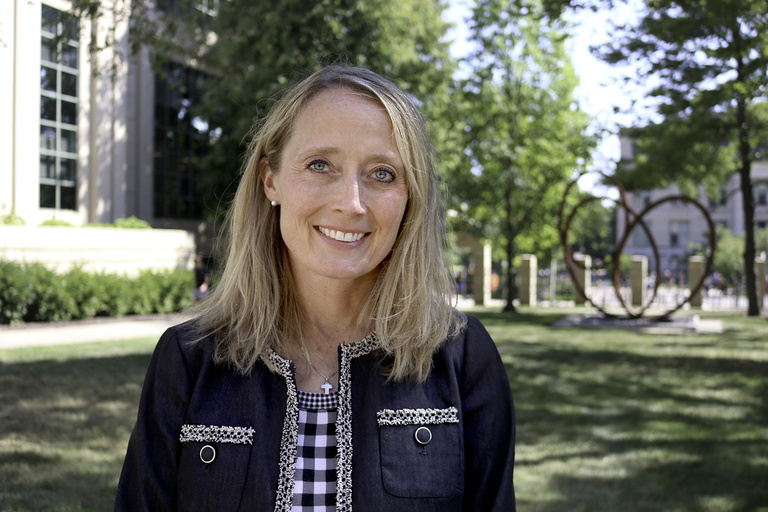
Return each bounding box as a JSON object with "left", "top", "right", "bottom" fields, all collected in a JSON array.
[{"left": 194, "top": 65, "right": 464, "bottom": 381}]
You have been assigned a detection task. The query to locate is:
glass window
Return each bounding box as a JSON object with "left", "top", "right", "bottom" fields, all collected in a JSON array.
[
  {"left": 60, "top": 158, "right": 77, "bottom": 181},
  {"left": 40, "top": 155, "right": 56, "bottom": 179},
  {"left": 60, "top": 101, "right": 77, "bottom": 124},
  {"left": 60, "top": 186, "right": 77, "bottom": 210},
  {"left": 60, "top": 129, "right": 77, "bottom": 153},
  {"left": 61, "top": 72, "right": 77, "bottom": 96},
  {"left": 40, "top": 184, "right": 56, "bottom": 208},
  {"left": 39, "top": 4, "right": 79, "bottom": 210},
  {"left": 41, "top": 5, "right": 58, "bottom": 34},
  {"left": 40, "top": 96, "right": 56, "bottom": 120},
  {"left": 62, "top": 44, "right": 78, "bottom": 69},
  {"left": 41, "top": 38, "right": 57, "bottom": 62},
  {"left": 670, "top": 220, "right": 689, "bottom": 248},
  {"left": 153, "top": 62, "right": 212, "bottom": 219},
  {"left": 754, "top": 183, "right": 768, "bottom": 206},
  {"left": 40, "top": 126, "right": 56, "bottom": 150},
  {"left": 40, "top": 67, "right": 57, "bottom": 91}
]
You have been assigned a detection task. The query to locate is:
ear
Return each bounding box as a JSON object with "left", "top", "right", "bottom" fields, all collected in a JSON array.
[{"left": 260, "top": 158, "right": 280, "bottom": 204}]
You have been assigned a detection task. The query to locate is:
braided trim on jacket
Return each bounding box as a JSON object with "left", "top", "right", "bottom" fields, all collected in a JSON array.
[
  {"left": 336, "top": 333, "right": 380, "bottom": 512},
  {"left": 376, "top": 407, "right": 459, "bottom": 427},
  {"left": 179, "top": 424, "right": 255, "bottom": 444},
  {"left": 268, "top": 351, "right": 299, "bottom": 512}
]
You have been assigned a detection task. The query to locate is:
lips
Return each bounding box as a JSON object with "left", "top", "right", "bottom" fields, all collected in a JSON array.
[{"left": 318, "top": 226, "right": 366, "bottom": 242}]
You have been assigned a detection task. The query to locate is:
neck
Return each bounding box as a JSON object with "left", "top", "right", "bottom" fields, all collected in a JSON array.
[
  {"left": 289, "top": 274, "right": 375, "bottom": 394},
  {"left": 294, "top": 274, "right": 375, "bottom": 352}
]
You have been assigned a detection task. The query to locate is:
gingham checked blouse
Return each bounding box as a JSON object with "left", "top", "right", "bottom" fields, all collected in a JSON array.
[{"left": 292, "top": 390, "right": 339, "bottom": 511}]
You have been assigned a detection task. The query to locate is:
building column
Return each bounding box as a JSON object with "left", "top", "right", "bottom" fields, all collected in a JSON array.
[{"left": 519, "top": 254, "right": 537, "bottom": 306}]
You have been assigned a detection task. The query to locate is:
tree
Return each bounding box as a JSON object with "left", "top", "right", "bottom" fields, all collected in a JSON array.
[
  {"left": 184, "top": 0, "right": 458, "bottom": 216},
  {"left": 61, "top": 0, "right": 456, "bottom": 218},
  {"left": 584, "top": 0, "right": 768, "bottom": 316},
  {"left": 451, "top": 0, "right": 594, "bottom": 312}
]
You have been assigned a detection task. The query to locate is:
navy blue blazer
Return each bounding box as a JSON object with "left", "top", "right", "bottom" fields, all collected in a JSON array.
[{"left": 115, "top": 315, "right": 515, "bottom": 511}]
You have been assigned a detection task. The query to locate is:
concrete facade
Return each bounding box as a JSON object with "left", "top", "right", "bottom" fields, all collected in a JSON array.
[
  {"left": 0, "top": 225, "right": 195, "bottom": 276},
  {"left": 615, "top": 135, "right": 768, "bottom": 277}
]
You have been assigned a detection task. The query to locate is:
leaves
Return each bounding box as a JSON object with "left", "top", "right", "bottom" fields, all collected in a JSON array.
[{"left": 448, "top": 0, "right": 595, "bottom": 307}]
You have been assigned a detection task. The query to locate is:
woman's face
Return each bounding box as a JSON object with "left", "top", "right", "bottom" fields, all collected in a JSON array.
[{"left": 262, "top": 88, "right": 409, "bottom": 289}]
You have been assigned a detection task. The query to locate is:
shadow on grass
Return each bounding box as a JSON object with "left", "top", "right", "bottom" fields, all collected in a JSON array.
[
  {"left": 490, "top": 311, "right": 768, "bottom": 511},
  {"left": 0, "top": 353, "right": 152, "bottom": 511}
]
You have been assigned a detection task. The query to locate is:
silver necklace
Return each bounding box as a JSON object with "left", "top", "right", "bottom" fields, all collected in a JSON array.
[{"left": 309, "top": 362, "right": 339, "bottom": 395}]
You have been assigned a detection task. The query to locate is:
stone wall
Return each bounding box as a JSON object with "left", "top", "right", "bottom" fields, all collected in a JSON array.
[{"left": 0, "top": 226, "right": 195, "bottom": 276}]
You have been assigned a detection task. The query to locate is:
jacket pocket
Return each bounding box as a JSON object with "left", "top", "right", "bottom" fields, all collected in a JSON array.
[
  {"left": 377, "top": 407, "right": 463, "bottom": 498},
  {"left": 177, "top": 425, "right": 254, "bottom": 511}
]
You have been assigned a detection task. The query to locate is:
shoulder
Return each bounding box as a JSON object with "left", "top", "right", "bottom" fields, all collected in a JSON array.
[
  {"left": 440, "top": 313, "right": 498, "bottom": 358},
  {"left": 434, "top": 313, "right": 509, "bottom": 388},
  {"left": 149, "top": 318, "right": 213, "bottom": 378}
]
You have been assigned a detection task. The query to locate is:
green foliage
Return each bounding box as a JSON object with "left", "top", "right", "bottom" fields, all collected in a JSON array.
[
  {"left": 692, "top": 226, "right": 768, "bottom": 290},
  {"left": 86, "top": 216, "right": 153, "bottom": 229},
  {"left": 127, "top": 0, "right": 457, "bottom": 219},
  {"left": 0, "top": 261, "right": 36, "bottom": 324},
  {"left": 450, "top": 0, "right": 595, "bottom": 309},
  {"left": 0, "top": 261, "right": 193, "bottom": 325},
  {"left": 39, "top": 217, "right": 74, "bottom": 227},
  {"left": 711, "top": 227, "right": 747, "bottom": 289},
  {"left": 0, "top": 213, "right": 25, "bottom": 226},
  {"left": 592, "top": 0, "right": 768, "bottom": 314}
]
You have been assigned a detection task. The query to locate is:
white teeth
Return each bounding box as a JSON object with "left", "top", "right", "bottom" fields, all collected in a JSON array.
[{"left": 319, "top": 227, "right": 365, "bottom": 242}]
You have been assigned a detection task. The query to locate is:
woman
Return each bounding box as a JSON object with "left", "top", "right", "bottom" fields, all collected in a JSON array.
[{"left": 115, "top": 65, "right": 515, "bottom": 511}]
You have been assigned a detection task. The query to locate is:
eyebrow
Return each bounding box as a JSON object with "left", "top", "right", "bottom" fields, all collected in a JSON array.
[{"left": 297, "top": 146, "right": 403, "bottom": 166}]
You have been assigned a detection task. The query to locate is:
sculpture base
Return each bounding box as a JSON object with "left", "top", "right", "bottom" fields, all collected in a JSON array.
[{"left": 552, "top": 314, "right": 722, "bottom": 334}]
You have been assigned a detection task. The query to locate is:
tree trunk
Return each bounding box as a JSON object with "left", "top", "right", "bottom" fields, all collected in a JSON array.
[
  {"left": 503, "top": 187, "right": 518, "bottom": 313},
  {"left": 735, "top": 47, "right": 760, "bottom": 316},
  {"left": 738, "top": 137, "right": 759, "bottom": 316}
]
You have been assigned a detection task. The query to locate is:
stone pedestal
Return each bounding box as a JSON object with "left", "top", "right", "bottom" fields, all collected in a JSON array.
[
  {"left": 573, "top": 254, "right": 591, "bottom": 306},
  {"left": 756, "top": 256, "right": 766, "bottom": 307},
  {"left": 519, "top": 254, "right": 537, "bottom": 306},
  {"left": 631, "top": 256, "right": 647, "bottom": 307},
  {"left": 688, "top": 256, "right": 706, "bottom": 308}
]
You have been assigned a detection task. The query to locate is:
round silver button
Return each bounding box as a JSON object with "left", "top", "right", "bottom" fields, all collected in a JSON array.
[
  {"left": 414, "top": 426, "right": 432, "bottom": 445},
  {"left": 200, "top": 444, "right": 216, "bottom": 464}
]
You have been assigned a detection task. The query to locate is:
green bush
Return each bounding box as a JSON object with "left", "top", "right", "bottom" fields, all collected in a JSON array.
[
  {"left": 0, "top": 260, "right": 194, "bottom": 325},
  {"left": 112, "top": 216, "right": 152, "bottom": 229},
  {"left": 0, "top": 213, "right": 26, "bottom": 226},
  {"left": 86, "top": 216, "right": 153, "bottom": 229},
  {"left": 0, "top": 261, "right": 35, "bottom": 323},
  {"left": 39, "top": 217, "right": 74, "bottom": 227}
]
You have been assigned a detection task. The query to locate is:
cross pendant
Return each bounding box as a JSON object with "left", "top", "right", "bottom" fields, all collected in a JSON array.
[{"left": 320, "top": 380, "right": 333, "bottom": 395}]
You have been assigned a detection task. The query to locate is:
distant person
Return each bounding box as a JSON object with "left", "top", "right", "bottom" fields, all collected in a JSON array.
[
  {"left": 193, "top": 255, "right": 210, "bottom": 301},
  {"left": 115, "top": 65, "right": 516, "bottom": 511}
]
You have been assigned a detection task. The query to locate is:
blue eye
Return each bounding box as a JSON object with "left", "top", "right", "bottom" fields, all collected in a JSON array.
[
  {"left": 309, "top": 160, "right": 328, "bottom": 172},
  {"left": 373, "top": 168, "right": 395, "bottom": 182}
]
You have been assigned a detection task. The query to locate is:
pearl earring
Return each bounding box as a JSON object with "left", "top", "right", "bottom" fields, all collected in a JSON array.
[{"left": 271, "top": 200, "right": 277, "bottom": 207}]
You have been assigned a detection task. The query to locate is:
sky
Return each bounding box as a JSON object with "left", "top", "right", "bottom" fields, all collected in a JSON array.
[{"left": 442, "top": 0, "right": 646, "bottom": 194}]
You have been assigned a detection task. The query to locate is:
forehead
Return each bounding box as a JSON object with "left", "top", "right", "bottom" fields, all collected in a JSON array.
[
  {"left": 297, "top": 87, "right": 390, "bottom": 126},
  {"left": 283, "top": 88, "right": 402, "bottom": 157}
]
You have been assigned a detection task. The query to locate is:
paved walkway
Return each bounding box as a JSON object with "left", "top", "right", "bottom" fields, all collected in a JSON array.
[{"left": 0, "top": 314, "right": 191, "bottom": 349}]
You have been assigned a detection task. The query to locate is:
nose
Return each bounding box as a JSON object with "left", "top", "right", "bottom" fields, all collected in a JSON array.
[{"left": 333, "top": 175, "right": 366, "bottom": 216}]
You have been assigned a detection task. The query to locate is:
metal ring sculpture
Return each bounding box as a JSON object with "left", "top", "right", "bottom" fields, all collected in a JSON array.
[{"left": 558, "top": 171, "right": 716, "bottom": 320}]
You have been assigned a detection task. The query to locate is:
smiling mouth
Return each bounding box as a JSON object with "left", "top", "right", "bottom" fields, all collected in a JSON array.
[{"left": 318, "top": 226, "right": 366, "bottom": 242}]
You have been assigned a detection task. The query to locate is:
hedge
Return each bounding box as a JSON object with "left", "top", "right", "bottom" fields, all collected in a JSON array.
[{"left": 0, "top": 260, "right": 194, "bottom": 325}]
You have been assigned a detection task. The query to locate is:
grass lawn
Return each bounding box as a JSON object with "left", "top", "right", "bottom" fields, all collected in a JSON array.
[{"left": 1, "top": 309, "right": 767, "bottom": 511}]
